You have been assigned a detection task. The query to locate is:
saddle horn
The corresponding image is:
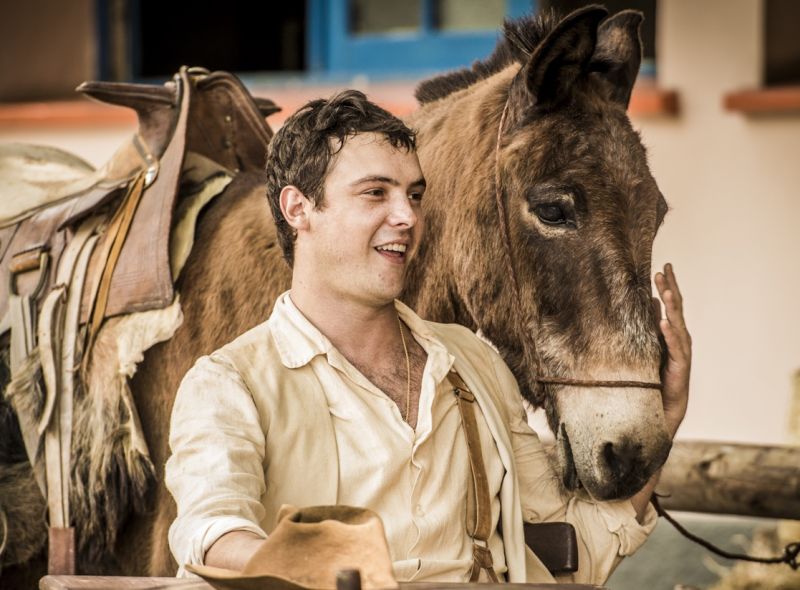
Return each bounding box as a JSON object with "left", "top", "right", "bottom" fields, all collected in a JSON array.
[
  {"left": 252, "top": 97, "right": 282, "bottom": 118},
  {"left": 79, "top": 79, "right": 280, "bottom": 120},
  {"left": 77, "top": 80, "right": 179, "bottom": 158},
  {"left": 76, "top": 80, "right": 177, "bottom": 109}
]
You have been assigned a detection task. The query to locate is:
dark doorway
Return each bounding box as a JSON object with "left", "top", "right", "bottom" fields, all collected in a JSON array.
[
  {"left": 765, "top": 0, "right": 800, "bottom": 85},
  {"left": 133, "top": 1, "right": 306, "bottom": 78}
]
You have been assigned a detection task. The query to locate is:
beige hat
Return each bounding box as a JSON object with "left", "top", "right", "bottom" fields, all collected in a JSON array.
[{"left": 186, "top": 505, "right": 398, "bottom": 590}]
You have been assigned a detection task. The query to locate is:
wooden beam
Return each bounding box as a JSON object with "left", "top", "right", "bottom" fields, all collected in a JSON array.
[
  {"left": 791, "top": 369, "right": 800, "bottom": 445},
  {"left": 657, "top": 440, "right": 800, "bottom": 520},
  {"left": 724, "top": 86, "right": 800, "bottom": 115},
  {"left": 39, "top": 576, "right": 211, "bottom": 589},
  {"left": 37, "top": 576, "right": 605, "bottom": 590},
  {"left": 629, "top": 83, "right": 680, "bottom": 117}
]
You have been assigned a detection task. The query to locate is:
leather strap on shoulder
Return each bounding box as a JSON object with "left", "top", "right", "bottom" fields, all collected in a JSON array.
[{"left": 448, "top": 369, "right": 499, "bottom": 583}]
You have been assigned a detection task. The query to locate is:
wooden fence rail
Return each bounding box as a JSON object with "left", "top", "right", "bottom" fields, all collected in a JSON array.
[{"left": 656, "top": 440, "right": 800, "bottom": 520}]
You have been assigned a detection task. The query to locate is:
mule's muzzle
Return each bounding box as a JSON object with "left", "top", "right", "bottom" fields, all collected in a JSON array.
[
  {"left": 590, "top": 435, "right": 672, "bottom": 500},
  {"left": 602, "top": 439, "right": 644, "bottom": 486},
  {"left": 553, "top": 378, "right": 672, "bottom": 500},
  {"left": 556, "top": 418, "right": 672, "bottom": 500}
]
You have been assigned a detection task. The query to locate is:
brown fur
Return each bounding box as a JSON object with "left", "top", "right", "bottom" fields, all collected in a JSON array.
[
  {"left": 0, "top": 462, "right": 46, "bottom": 568},
  {"left": 3, "top": 350, "right": 44, "bottom": 428}
]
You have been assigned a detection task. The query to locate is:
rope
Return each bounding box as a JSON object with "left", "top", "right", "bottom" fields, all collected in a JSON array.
[
  {"left": 539, "top": 376, "right": 662, "bottom": 389},
  {"left": 651, "top": 495, "right": 800, "bottom": 570}
]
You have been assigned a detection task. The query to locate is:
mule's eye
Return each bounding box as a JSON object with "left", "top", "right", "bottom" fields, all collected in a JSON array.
[{"left": 534, "top": 204, "right": 568, "bottom": 225}]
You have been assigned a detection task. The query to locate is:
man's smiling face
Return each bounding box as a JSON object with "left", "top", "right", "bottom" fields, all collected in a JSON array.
[{"left": 296, "top": 132, "right": 426, "bottom": 307}]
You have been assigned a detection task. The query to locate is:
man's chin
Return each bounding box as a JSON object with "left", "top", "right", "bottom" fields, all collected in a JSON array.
[
  {"left": 370, "top": 275, "right": 407, "bottom": 302},
  {"left": 342, "top": 284, "right": 404, "bottom": 308},
  {"left": 376, "top": 285, "right": 407, "bottom": 306}
]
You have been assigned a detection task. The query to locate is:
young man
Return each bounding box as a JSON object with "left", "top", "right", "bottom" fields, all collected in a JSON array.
[{"left": 165, "top": 91, "right": 691, "bottom": 584}]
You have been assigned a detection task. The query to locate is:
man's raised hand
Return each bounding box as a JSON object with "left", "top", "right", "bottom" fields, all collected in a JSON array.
[{"left": 654, "top": 263, "right": 691, "bottom": 437}]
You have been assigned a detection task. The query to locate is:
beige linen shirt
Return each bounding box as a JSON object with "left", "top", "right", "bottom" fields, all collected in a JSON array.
[{"left": 166, "top": 293, "right": 657, "bottom": 584}]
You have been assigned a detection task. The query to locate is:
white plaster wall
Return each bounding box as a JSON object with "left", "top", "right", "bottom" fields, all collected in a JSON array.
[
  {"left": 0, "top": 127, "right": 134, "bottom": 168},
  {"left": 637, "top": 0, "right": 800, "bottom": 444}
]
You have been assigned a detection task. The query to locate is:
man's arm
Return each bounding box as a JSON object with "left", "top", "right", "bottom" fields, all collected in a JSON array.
[
  {"left": 205, "top": 531, "right": 266, "bottom": 570},
  {"left": 629, "top": 263, "right": 691, "bottom": 521},
  {"left": 166, "top": 354, "right": 269, "bottom": 572}
]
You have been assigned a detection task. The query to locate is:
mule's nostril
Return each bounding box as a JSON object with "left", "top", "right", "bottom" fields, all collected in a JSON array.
[{"left": 602, "top": 440, "right": 642, "bottom": 480}]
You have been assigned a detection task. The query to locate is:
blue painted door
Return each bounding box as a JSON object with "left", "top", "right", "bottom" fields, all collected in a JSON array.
[{"left": 308, "top": 0, "right": 536, "bottom": 77}]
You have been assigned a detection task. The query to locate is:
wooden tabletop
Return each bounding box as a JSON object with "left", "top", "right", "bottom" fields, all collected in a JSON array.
[
  {"left": 39, "top": 577, "right": 605, "bottom": 590},
  {"left": 40, "top": 577, "right": 211, "bottom": 589}
]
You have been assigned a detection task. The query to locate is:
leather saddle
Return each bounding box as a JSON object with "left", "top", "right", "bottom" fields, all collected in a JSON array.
[
  {"left": 0, "top": 66, "right": 279, "bottom": 331},
  {"left": 0, "top": 67, "right": 279, "bottom": 575}
]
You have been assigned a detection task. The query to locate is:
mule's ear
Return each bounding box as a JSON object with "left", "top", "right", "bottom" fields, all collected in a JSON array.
[
  {"left": 590, "top": 10, "right": 644, "bottom": 107},
  {"left": 523, "top": 5, "right": 608, "bottom": 107}
]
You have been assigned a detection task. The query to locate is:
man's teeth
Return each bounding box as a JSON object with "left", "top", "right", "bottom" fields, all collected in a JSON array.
[{"left": 376, "top": 244, "right": 407, "bottom": 253}]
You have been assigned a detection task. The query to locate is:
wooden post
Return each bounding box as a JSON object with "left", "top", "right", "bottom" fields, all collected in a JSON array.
[
  {"left": 336, "top": 569, "right": 362, "bottom": 590},
  {"left": 789, "top": 369, "right": 800, "bottom": 445},
  {"left": 657, "top": 440, "right": 800, "bottom": 519},
  {"left": 47, "top": 527, "right": 75, "bottom": 575},
  {"left": 777, "top": 370, "right": 800, "bottom": 549}
]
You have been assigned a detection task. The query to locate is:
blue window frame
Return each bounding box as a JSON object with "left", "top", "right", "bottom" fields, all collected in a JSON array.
[{"left": 308, "top": 0, "right": 536, "bottom": 77}]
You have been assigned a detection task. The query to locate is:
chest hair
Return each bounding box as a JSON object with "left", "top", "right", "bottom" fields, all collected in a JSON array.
[{"left": 349, "top": 335, "right": 428, "bottom": 429}]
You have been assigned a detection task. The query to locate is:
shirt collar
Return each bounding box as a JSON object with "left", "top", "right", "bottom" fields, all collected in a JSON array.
[
  {"left": 269, "top": 292, "right": 334, "bottom": 368},
  {"left": 269, "top": 292, "right": 454, "bottom": 375}
]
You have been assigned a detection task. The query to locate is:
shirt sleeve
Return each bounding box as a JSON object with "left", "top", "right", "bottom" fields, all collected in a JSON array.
[
  {"left": 165, "top": 354, "right": 269, "bottom": 575},
  {"left": 484, "top": 346, "right": 658, "bottom": 585}
]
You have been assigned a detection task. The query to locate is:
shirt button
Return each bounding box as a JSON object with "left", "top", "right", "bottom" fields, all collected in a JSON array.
[{"left": 415, "top": 504, "right": 425, "bottom": 517}]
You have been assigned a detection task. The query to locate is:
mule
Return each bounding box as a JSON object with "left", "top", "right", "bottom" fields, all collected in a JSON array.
[
  {"left": 1, "top": 5, "right": 671, "bottom": 583},
  {"left": 406, "top": 5, "right": 671, "bottom": 502}
]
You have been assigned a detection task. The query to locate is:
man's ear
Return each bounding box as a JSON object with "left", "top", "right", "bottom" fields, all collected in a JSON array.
[{"left": 280, "top": 185, "right": 311, "bottom": 231}]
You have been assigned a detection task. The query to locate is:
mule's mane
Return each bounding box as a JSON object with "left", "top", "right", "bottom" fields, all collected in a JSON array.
[{"left": 415, "top": 10, "right": 563, "bottom": 104}]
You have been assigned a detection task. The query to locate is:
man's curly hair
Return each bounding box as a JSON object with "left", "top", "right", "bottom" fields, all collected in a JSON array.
[{"left": 264, "top": 90, "right": 417, "bottom": 266}]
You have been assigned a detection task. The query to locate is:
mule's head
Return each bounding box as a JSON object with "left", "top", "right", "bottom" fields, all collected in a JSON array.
[{"left": 484, "top": 7, "right": 671, "bottom": 500}]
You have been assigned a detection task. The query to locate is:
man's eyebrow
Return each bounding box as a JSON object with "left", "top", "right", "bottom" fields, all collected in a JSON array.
[
  {"left": 350, "top": 175, "right": 399, "bottom": 187},
  {"left": 349, "top": 175, "right": 427, "bottom": 189}
]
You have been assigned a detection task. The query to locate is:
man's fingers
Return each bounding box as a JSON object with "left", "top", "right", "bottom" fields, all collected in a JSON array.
[
  {"left": 661, "top": 289, "right": 691, "bottom": 355},
  {"left": 655, "top": 264, "right": 684, "bottom": 313},
  {"left": 664, "top": 263, "right": 684, "bottom": 310},
  {"left": 660, "top": 318, "right": 689, "bottom": 367},
  {"left": 654, "top": 271, "right": 667, "bottom": 298},
  {"left": 654, "top": 264, "right": 691, "bottom": 351},
  {"left": 660, "top": 319, "right": 681, "bottom": 362}
]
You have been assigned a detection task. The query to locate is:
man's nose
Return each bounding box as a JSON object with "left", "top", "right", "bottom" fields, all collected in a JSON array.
[{"left": 388, "top": 194, "right": 417, "bottom": 228}]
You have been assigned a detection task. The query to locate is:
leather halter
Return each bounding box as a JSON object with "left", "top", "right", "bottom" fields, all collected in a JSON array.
[{"left": 492, "top": 93, "right": 661, "bottom": 391}]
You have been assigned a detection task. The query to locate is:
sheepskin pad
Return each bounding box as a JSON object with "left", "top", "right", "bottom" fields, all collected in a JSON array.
[{"left": 1, "top": 151, "right": 231, "bottom": 566}]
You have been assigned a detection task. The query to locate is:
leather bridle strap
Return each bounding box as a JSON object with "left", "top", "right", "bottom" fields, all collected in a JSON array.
[
  {"left": 492, "top": 91, "right": 661, "bottom": 391},
  {"left": 449, "top": 369, "right": 500, "bottom": 583}
]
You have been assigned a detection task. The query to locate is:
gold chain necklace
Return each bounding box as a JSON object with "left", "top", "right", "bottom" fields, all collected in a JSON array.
[{"left": 398, "top": 316, "right": 411, "bottom": 421}]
